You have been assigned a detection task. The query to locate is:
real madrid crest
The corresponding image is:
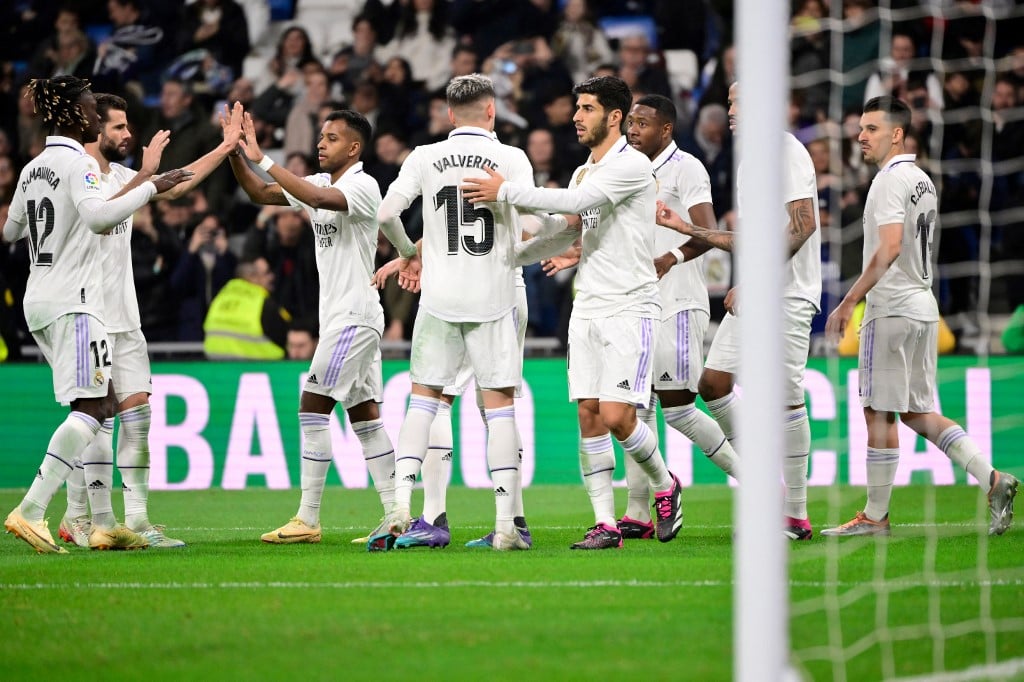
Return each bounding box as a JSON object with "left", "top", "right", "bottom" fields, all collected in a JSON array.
[
  {"left": 575, "top": 168, "right": 587, "bottom": 186},
  {"left": 94, "top": 370, "right": 105, "bottom": 387}
]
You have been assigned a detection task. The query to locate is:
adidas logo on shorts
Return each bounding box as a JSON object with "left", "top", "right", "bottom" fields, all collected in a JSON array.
[
  {"left": 617, "top": 379, "right": 631, "bottom": 390},
  {"left": 494, "top": 486, "right": 510, "bottom": 496},
  {"left": 659, "top": 372, "right": 672, "bottom": 382},
  {"left": 307, "top": 374, "right": 319, "bottom": 385},
  {"left": 88, "top": 479, "right": 106, "bottom": 490}
]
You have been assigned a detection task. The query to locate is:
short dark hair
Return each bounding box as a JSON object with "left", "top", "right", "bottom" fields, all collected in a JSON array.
[
  {"left": 635, "top": 94, "right": 676, "bottom": 126},
  {"left": 289, "top": 316, "right": 319, "bottom": 340},
  {"left": 324, "top": 109, "right": 372, "bottom": 148},
  {"left": 863, "top": 96, "right": 912, "bottom": 136},
  {"left": 573, "top": 76, "right": 633, "bottom": 132},
  {"left": 95, "top": 93, "right": 128, "bottom": 123}
]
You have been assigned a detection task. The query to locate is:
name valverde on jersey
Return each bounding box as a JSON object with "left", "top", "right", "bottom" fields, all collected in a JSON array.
[
  {"left": 382, "top": 126, "right": 531, "bottom": 323},
  {"left": 862, "top": 153, "right": 939, "bottom": 324},
  {"left": 282, "top": 162, "right": 385, "bottom": 334},
  {"left": 7, "top": 136, "right": 106, "bottom": 331}
]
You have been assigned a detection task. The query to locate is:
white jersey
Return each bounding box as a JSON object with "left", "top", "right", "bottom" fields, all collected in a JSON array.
[
  {"left": 283, "top": 162, "right": 385, "bottom": 334},
  {"left": 862, "top": 154, "right": 939, "bottom": 324},
  {"left": 98, "top": 163, "right": 141, "bottom": 333},
  {"left": 736, "top": 132, "right": 822, "bottom": 311},
  {"left": 382, "top": 126, "right": 532, "bottom": 322},
  {"left": 6, "top": 136, "right": 107, "bottom": 331},
  {"left": 652, "top": 142, "right": 711, "bottom": 319},
  {"left": 504, "top": 136, "right": 660, "bottom": 319}
]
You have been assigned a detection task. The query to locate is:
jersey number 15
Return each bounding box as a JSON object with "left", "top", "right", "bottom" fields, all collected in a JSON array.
[{"left": 434, "top": 186, "right": 494, "bottom": 256}]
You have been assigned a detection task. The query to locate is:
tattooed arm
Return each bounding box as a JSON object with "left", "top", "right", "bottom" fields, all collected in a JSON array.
[{"left": 785, "top": 197, "right": 817, "bottom": 258}]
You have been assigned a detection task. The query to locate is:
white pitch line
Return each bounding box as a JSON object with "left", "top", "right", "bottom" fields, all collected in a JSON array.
[{"left": 2, "top": 578, "right": 1022, "bottom": 591}]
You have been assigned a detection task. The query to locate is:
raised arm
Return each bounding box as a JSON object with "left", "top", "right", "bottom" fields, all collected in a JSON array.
[
  {"left": 462, "top": 166, "right": 613, "bottom": 215},
  {"left": 655, "top": 201, "right": 718, "bottom": 278},
  {"left": 239, "top": 111, "right": 349, "bottom": 210},
  {"left": 656, "top": 200, "right": 734, "bottom": 253},
  {"left": 155, "top": 102, "right": 245, "bottom": 200},
  {"left": 225, "top": 108, "right": 288, "bottom": 206}
]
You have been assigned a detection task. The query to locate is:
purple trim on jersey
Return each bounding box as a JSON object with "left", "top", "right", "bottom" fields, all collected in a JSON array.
[
  {"left": 323, "top": 325, "right": 357, "bottom": 388},
  {"left": 676, "top": 311, "right": 689, "bottom": 383},
  {"left": 635, "top": 318, "right": 653, "bottom": 394},
  {"left": 75, "top": 314, "right": 89, "bottom": 388},
  {"left": 512, "top": 306, "right": 520, "bottom": 336},
  {"left": 449, "top": 132, "right": 494, "bottom": 141},
  {"left": 862, "top": 320, "right": 875, "bottom": 400},
  {"left": 44, "top": 143, "right": 83, "bottom": 154},
  {"left": 653, "top": 142, "right": 679, "bottom": 175}
]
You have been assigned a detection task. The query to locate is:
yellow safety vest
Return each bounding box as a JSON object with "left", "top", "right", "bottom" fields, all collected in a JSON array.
[{"left": 203, "top": 278, "right": 284, "bottom": 360}]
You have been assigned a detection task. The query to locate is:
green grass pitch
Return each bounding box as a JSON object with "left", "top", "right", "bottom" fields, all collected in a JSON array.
[{"left": 0, "top": 484, "right": 1021, "bottom": 681}]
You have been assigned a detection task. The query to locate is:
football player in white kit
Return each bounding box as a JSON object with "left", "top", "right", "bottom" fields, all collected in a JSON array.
[
  {"left": 655, "top": 81, "right": 821, "bottom": 541},
  {"left": 463, "top": 76, "right": 684, "bottom": 550},
  {"left": 56, "top": 95, "right": 243, "bottom": 550},
  {"left": 822, "top": 96, "right": 1018, "bottom": 536},
  {"left": 2, "top": 76, "right": 192, "bottom": 553},
  {"left": 227, "top": 108, "right": 399, "bottom": 545},
  {"left": 372, "top": 74, "right": 540, "bottom": 551},
  {"left": 614, "top": 94, "right": 740, "bottom": 539}
]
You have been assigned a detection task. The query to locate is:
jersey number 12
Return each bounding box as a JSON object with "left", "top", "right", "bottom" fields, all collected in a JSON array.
[{"left": 26, "top": 197, "right": 56, "bottom": 266}]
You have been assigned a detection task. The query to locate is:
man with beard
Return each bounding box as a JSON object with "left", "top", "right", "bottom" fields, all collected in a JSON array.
[{"left": 55, "top": 94, "right": 241, "bottom": 550}]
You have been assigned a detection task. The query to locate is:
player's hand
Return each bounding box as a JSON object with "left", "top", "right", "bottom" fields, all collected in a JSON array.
[
  {"left": 541, "top": 244, "right": 581, "bottom": 276},
  {"left": 239, "top": 112, "right": 266, "bottom": 165},
  {"left": 140, "top": 130, "right": 171, "bottom": 177},
  {"left": 654, "top": 253, "right": 675, "bottom": 279},
  {"left": 219, "top": 101, "right": 243, "bottom": 152},
  {"left": 656, "top": 200, "right": 694, "bottom": 235},
  {"left": 152, "top": 168, "right": 195, "bottom": 193},
  {"left": 724, "top": 286, "right": 740, "bottom": 316},
  {"left": 397, "top": 253, "right": 422, "bottom": 292},
  {"left": 370, "top": 257, "right": 403, "bottom": 289},
  {"left": 461, "top": 166, "right": 505, "bottom": 204},
  {"left": 564, "top": 214, "right": 582, "bottom": 231},
  {"left": 824, "top": 300, "right": 855, "bottom": 345}
]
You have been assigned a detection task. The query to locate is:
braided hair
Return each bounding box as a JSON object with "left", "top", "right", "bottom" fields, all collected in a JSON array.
[{"left": 25, "top": 75, "right": 93, "bottom": 133}]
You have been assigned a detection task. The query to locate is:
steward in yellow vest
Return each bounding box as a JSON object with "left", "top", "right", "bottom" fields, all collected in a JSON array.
[{"left": 204, "top": 257, "right": 291, "bottom": 359}]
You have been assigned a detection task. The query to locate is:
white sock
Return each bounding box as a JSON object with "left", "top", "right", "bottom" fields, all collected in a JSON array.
[
  {"left": 624, "top": 406, "right": 657, "bottom": 522},
  {"left": 783, "top": 408, "right": 810, "bottom": 520},
  {"left": 514, "top": 424, "right": 525, "bottom": 520},
  {"left": 618, "top": 419, "right": 672, "bottom": 492},
  {"left": 664, "top": 404, "right": 739, "bottom": 478},
  {"left": 580, "top": 434, "right": 616, "bottom": 527},
  {"left": 706, "top": 392, "right": 740, "bottom": 447},
  {"left": 936, "top": 425, "right": 993, "bottom": 488},
  {"left": 118, "top": 404, "right": 152, "bottom": 531},
  {"left": 22, "top": 412, "right": 100, "bottom": 522},
  {"left": 297, "top": 413, "right": 331, "bottom": 527},
  {"left": 64, "top": 461, "right": 88, "bottom": 520},
  {"left": 421, "top": 402, "right": 453, "bottom": 524},
  {"left": 393, "top": 396, "right": 440, "bottom": 513},
  {"left": 864, "top": 447, "right": 900, "bottom": 521},
  {"left": 83, "top": 418, "right": 116, "bottom": 528},
  {"left": 352, "top": 417, "right": 396, "bottom": 514},
  {"left": 485, "top": 406, "right": 518, "bottom": 535}
]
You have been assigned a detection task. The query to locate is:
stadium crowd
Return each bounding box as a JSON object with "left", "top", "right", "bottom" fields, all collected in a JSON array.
[{"left": 1, "top": 0, "right": 1022, "bottom": 360}]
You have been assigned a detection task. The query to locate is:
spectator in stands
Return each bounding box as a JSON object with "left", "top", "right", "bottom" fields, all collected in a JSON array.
[
  {"left": 169, "top": 212, "right": 237, "bottom": 342},
  {"left": 242, "top": 206, "right": 319, "bottom": 321},
  {"left": 840, "top": 0, "right": 880, "bottom": 110},
  {"left": 539, "top": 88, "right": 588, "bottom": 169},
  {"left": 178, "top": 0, "right": 251, "bottom": 80},
  {"left": 679, "top": 104, "right": 733, "bottom": 219},
  {"left": 450, "top": 0, "right": 560, "bottom": 61},
  {"left": 284, "top": 151, "right": 316, "bottom": 178},
  {"left": 94, "top": 0, "right": 166, "bottom": 95},
  {"left": 0, "top": 155, "right": 14, "bottom": 204},
  {"left": 257, "top": 25, "right": 318, "bottom": 94},
  {"left": 26, "top": 7, "right": 86, "bottom": 80},
  {"left": 133, "top": 203, "right": 183, "bottom": 342},
  {"left": 284, "top": 67, "right": 330, "bottom": 158},
  {"left": 142, "top": 78, "right": 233, "bottom": 214},
  {"left": 449, "top": 45, "right": 479, "bottom": 80},
  {"left": 526, "top": 127, "right": 568, "bottom": 188},
  {"left": 378, "top": 56, "right": 427, "bottom": 138},
  {"left": 31, "top": 29, "right": 94, "bottom": 81},
  {"left": 697, "top": 44, "right": 735, "bottom": 111},
  {"left": 790, "top": 0, "right": 829, "bottom": 121},
  {"left": 408, "top": 90, "right": 453, "bottom": 147},
  {"left": 286, "top": 317, "right": 319, "bottom": 361},
  {"left": 864, "top": 33, "right": 943, "bottom": 109},
  {"left": 551, "top": 0, "right": 614, "bottom": 85},
  {"left": 330, "top": 15, "right": 380, "bottom": 93},
  {"left": 365, "top": 131, "right": 410, "bottom": 191},
  {"left": 203, "top": 257, "right": 291, "bottom": 360},
  {"left": 616, "top": 32, "right": 672, "bottom": 98},
  {"left": 379, "top": 0, "right": 455, "bottom": 91}
]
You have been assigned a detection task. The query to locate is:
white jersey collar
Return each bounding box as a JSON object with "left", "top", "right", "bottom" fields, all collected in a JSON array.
[
  {"left": 341, "top": 161, "right": 364, "bottom": 178},
  {"left": 447, "top": 126, "right": 496, "bottom": 142},
  {"left": 650, "top": 141, "right": 679, "bottom": 173},
  {"left": 44, "top": 135, "right": 86, "bottom": 154},
  {"left": 881, "top": 153, "right": 916, "bottom": 172},
  {"left": 590, "top": 135, "right": 631, "bottom": 166}
]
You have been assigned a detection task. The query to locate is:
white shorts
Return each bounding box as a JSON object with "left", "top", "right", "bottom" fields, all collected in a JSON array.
[
  {"left": 410, "top": 308, "right": 521, "bottom": 391},
  {"left": 302, "top": 324, "right": 383, "bottom": 407},
  {"left": 110, "top": 328, "right": 152, "bottom": 402},
  {"left": 653, "top": 309, "right": 708, "bottom": 393},
  {"left": 443, "top": 286, "right": 527, "bottom": 398},
  {"left": 705, "top": 298, "right": 815, "bottom": 405},
  {"left": 32, "top": 313, "right": 111, "bottom": 405},
  {"left": 567, "top": 315, "right": 655, "bottom": 406},
  {"left": 858, "top": 316, "right": 937, "bottom": 414}
]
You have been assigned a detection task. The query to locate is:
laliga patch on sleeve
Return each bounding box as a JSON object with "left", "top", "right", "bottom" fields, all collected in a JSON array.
[{"left": 84, "top": 171, "right": 100, "bottom": 191}]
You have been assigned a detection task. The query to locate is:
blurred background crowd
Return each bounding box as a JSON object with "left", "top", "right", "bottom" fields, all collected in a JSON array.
[{"left": 0, "top": 0, "right": 1022, "bottom": 361}]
